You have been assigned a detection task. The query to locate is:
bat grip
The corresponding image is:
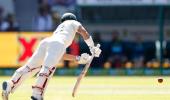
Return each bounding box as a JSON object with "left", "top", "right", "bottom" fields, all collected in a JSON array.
[
  {"left": 91, "top": 43, "right": 100, "bottom": 55},
  {"left": 96, "top": 44, "right": 100, "bottom": 48}
]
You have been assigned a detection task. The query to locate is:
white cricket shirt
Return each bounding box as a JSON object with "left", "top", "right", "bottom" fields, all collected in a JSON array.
[{"left": 52, "top": 20, "right": 81, "bottom": 47}]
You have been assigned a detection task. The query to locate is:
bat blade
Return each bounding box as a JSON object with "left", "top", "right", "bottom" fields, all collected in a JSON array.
[
  {"left": 72, "top": 44, "right": 100, "bottom": 97},
  {"left": 72, "top": 55, "right": 94, "bottom": 97}
]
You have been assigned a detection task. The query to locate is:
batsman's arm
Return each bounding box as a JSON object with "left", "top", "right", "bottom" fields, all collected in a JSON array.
[
  {"left": 62, "top": 53, "right": 91, "bottom": 64},
  {"left": 62, "top": 53, "right": 78, "bottom": 62},
  {"left": 77, "top": 25, "right": 94, "bottom": 47},
  {"left": 77, "top": 25, "right": 90, "bottom": 40},
  {"left": 77, "top": 25, "right": 101, "bottom": 57}
]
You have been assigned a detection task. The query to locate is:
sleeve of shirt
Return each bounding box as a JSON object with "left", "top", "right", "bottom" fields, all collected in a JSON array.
[{"left": 72, "top": 21, "right": 81, "bottom": 32}]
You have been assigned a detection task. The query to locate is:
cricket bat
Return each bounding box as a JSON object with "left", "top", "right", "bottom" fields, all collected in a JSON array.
[{"left": 72, "top": 44, "right": 100, "bottom": 97}]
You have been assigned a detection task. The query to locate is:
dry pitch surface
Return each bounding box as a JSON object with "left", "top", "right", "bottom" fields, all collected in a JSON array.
[{"left": 0, "top": 76, "right": 170, "bottom": 100}]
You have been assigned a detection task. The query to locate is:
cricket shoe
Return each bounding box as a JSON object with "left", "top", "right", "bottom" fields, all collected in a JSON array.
[
  {"left": 31, "top": 96, "right": 43, "bottom": 100},
  {"left": 2, "top": 81, "right": 11, "bottom": 100}
]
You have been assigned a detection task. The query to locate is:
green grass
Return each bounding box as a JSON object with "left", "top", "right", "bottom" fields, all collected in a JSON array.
[{"left": 0, "top": 76, "right": 170, "bottom": 100}]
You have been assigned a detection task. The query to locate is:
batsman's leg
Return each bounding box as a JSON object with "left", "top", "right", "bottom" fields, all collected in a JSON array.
[
  {"left": 2, "top": 66, "right": 41, "bottom": 100},
  {"left": 2, "top": 39, "right": 47, "bottom": 100},
  {"left": 31, "top": 42, "right": 65, "bottom": 100}
]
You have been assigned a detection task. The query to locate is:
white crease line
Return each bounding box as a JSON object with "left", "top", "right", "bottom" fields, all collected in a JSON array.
[{"left": 54, "top": 90, "right": 170, "bottom": 95}]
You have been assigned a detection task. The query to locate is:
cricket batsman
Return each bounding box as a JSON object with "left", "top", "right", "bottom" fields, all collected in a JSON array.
[{"left": 2, "top": 13, "right": 101, "bottom": 100}]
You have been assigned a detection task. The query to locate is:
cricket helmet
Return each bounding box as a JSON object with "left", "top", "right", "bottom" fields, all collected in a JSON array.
[{"left": 61, "top": 13, "right": 77, "bottom": 22}]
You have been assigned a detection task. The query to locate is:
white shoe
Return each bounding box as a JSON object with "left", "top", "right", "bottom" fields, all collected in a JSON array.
[{"left": 2, "top": 81, "right": 11, "bottom": 100}]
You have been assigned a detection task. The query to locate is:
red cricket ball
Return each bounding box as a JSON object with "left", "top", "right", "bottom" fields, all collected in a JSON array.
[{"left": 158, "top": 78, "right": 163, "bottom": 83}]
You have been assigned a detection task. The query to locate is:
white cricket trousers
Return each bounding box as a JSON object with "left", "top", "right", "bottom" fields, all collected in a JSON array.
[{"left": 9, "top": 36, "right": 66, "bottom": 96}]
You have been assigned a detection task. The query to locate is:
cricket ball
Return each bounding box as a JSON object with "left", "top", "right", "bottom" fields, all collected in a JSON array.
[{"left": 158, "top": 78, "right": 163, "bottom": 83}]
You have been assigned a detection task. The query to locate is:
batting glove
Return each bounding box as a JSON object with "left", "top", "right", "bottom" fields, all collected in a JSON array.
[
  {"left": 76, "top": 53, "right": 91, "bottom": 64},
  {"left": 90, "top": 44, "right": 101, "bottom": 57}
]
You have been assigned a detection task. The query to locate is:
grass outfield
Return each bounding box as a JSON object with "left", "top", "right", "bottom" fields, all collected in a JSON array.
[{"left": 0, "top": 76, "right": 170, "bottom": 100}]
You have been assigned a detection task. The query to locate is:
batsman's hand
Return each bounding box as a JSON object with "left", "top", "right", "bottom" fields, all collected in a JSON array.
[
  {"left": 77, "top": 53, "right": 91, "bottom": 64},
  {"left": 90, "top": 44, "right": 101, "bottom": 57}
]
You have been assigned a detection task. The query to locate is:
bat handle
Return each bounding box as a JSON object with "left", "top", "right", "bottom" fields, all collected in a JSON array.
[
  {"left": 96, "top": 44, "right": 100, "bottom": 48},
  {"left": 91, "top": 44, "right": 100, "bottom": 56}
]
